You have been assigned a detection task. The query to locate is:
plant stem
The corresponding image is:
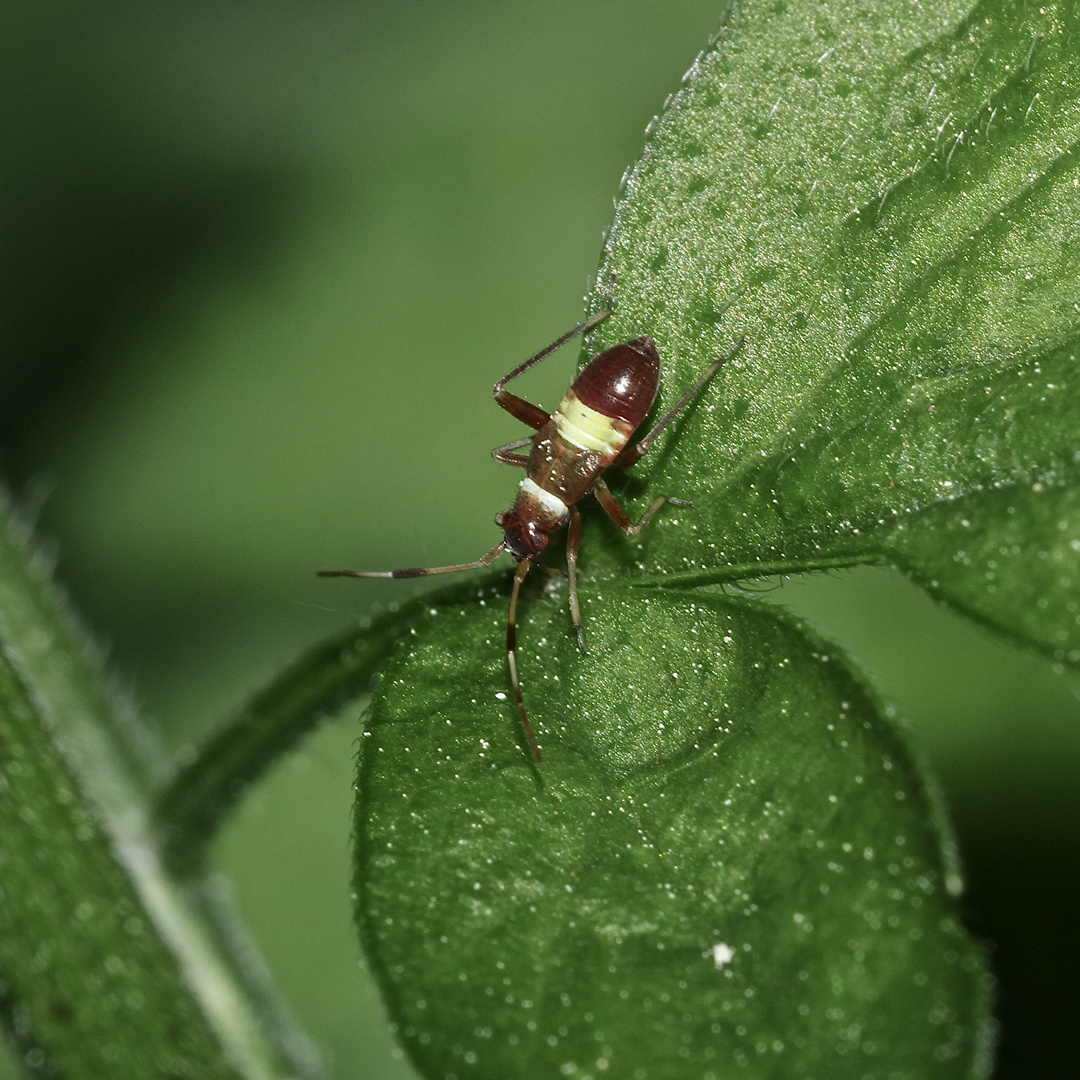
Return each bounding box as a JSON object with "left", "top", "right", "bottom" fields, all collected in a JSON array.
[{"left": 154, "top": 596, "right": 429, "bottom": 875}]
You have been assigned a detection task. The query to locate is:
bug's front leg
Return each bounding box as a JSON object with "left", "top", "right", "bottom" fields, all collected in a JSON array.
[
  {"left": 506, "top": 558, "right": 543, "bottom": 762},
  {"left": 591, "top": 477, "right": 691, "bottom": 536},
  {"left": 565, "top": 507, "right": 586, "bottom": 653}
]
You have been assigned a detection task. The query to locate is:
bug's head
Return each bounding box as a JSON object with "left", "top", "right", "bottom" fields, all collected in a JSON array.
[{"left": 495, "top": 509, "right": 549, "bottom": 561}]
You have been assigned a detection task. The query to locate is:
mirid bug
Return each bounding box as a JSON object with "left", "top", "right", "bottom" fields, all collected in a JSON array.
[{"left": 320, "top": 310, "right": 742, "bottom": 762}]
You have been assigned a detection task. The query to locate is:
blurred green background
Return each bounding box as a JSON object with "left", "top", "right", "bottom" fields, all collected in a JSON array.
[{"left": 1, "top": 2, "right": 1077, "bottom": 1077}]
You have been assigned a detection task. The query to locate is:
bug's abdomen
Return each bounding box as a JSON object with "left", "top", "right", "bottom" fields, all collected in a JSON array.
[
  {"left": 553, "top": 391, "right": 631, "bottom": 460},
  {"left": 552, "top": 336, "right": 661, "bottom": 466},
  {"left": 569, "top": 336, "right": 660, "bottom": 430}
]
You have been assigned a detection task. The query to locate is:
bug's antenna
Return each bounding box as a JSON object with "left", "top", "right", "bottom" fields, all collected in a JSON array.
[
  {"left": 318, "top": 542, "right": 506, "bottom": 580},
  {"left": 507, "top": 558, "right": 542, "bottom": 762}
]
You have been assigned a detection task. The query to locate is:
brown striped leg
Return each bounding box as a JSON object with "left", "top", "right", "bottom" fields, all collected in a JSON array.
[
  {"left": 507, "top": 558, "right": 542, "bottom": 761},
  {"left": 492, "top": 438, "right": 532, "bottom": 467},
  {"left": 566, "top": 506, "right": 586, "bottom": 653},
  {"left": 492, "top": 308, "right": 612, "bottom": 429},
  {"left": 615, "top": 336, "right": 745, "bottom": 467},
  {"left": 318, "top": 541, "right": 506, "bottom": 580},
  {"left": 592, "top": 477, "right": 690, "bottom": 536}
]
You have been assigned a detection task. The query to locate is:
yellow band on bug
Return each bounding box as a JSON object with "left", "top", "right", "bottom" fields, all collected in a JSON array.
[{"left": 555, "top": 393, "right": 627, "bottom": 455}]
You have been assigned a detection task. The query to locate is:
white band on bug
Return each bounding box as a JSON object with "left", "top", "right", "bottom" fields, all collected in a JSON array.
[
  {"left": 519, "top": 477, "right": 569, "bottom": 521},
  {"left": 555, "top": 392, "right": 627, "bottom": 455}
]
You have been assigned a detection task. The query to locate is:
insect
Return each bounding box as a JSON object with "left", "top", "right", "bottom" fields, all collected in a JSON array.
[{"left": 320, "top": 309, "right": 742, "bottom": 762}]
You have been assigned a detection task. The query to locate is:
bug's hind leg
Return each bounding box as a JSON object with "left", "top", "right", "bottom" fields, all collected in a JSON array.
[
  {"left": 615, "top": 336, "right": 745, "bottom": 467},
  {"left": 492, "top": 308, "right": 612, "bottom": 429}
]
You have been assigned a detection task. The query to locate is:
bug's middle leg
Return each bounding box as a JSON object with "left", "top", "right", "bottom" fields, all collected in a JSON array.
[
  {"left": 492, "top": 437, "right": 532, "bottom": 467},
  {"left": 592, "top": 477, "right": 690, "bottom": 536}
]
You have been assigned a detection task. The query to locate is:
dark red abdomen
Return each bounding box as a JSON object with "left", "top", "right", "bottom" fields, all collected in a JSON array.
[{"left": 571, "top": 336, "right": 660, "bottom": 429}]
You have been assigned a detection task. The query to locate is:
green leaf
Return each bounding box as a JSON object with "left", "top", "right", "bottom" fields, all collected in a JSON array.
[
  {"left": 0, "top": 650, "right": 238, "bottom": 1078},
  {"left": 0, "top": 499, "right": 303, "bottom": 1078},
  {"left": 357, "top": 584, "right": 992, "bottom": 1078},
  {"left": 886, "top": 480, "right": 1080, "bottom": 664},
  {"left": 579, "top": 0, "right": 1080, "bottom": 662},
  {"left": 343, "top": 1, "right": 1076, "bottom": 1075}
]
